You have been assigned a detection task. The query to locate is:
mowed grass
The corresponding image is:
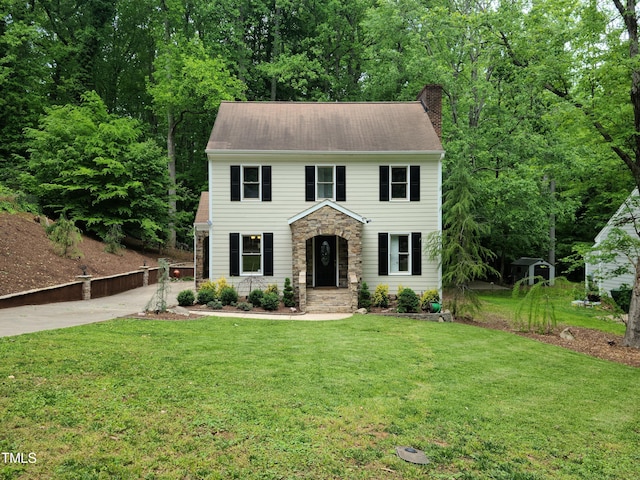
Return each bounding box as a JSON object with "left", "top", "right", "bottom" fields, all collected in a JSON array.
[
  {"left": 476, "top": 282, "right": 627, "bottom": 335},
  {"left": 1, "top": 315, "right": 638, "bottom": 479}
]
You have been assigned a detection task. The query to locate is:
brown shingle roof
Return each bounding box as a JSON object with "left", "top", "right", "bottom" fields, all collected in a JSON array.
[
  {"left": 206, "top": 101, "right": 443, "bottom": 153},
  {"left": 194, "top": 192, "right": 209, "bottom": 225}
]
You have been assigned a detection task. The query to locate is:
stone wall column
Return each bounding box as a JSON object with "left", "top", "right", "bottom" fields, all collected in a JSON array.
[
  {"left": 195, "top": 231, "right": 205, "bottom": 288},
  {"left": 76, "top": 275, "right": 93, "bottom": 301},
  {"left": 140, "top": 266, "right": 150, "bottom": 286},
  {"left": 298, "top": 271, "right": 307, "bottom": 312}
]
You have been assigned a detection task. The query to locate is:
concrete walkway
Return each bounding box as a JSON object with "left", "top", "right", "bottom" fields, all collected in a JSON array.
[{"left": 0, "top": 282, "right": 352, "bottom": 337}]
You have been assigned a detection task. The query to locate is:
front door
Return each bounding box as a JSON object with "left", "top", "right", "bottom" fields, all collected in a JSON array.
[{"left": 315, "top": 236, "right": 337, "bottom": 287}]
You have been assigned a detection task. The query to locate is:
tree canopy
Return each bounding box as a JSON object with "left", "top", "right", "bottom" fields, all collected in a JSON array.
[{"left": 3, "top": 0, "right": 640, "bottom": 344}]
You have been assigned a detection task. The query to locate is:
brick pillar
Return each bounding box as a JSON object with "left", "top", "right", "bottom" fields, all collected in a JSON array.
[{"left": 416, "top": 84, "right": 442, "bottom": 141}]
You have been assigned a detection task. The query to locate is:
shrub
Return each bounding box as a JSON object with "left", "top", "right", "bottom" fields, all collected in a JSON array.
[
  {"left": 214, "top": 276, "right": 231, "bottom": 295},
  {"left": 513, "top": 279, "right": 556, "bottom": 334},
  {"left": 372, "top": 284, "right": 390, "bottom": 308},
  {"left": 261, "top": 292, "right": 280, "bottom": 311},
  {"left": 236, "top": 301, "right": 253, "bottom": 311},
  {"left": 610, "top": 284, "right": 632, "bottom": 313},
  {"left": 283, "top": 277, "right": 296, "bottom": 307},
  {"left": 199, "top": 280, "right": 217, "bottom": 297},
  {"left": 248, "top": 289, "right": 264, "bottom": 307},
  {"left": 420, "top": 289, "right": 440, "bottom": 311},
  {"left": 397, "top": 288, "right": 420, "bottom": 313},
  {"left": 265, "top": 283, "right": 279, "bottom": 296},
  {"left": 47, "top": 216, "right": 83, "bottom": 258},
  {"left": 197, "top": 287, "right": 216, "bottom": 305},
  {"left": 177, "top": 290, "right": 195, "bottom": 307},
  {"left": 207, "top": 300, "right": 223, "bottom": 310},
  {"left": 358, "top": 281, "right": 372, "bottom": 310},
  {"left": 103, "top": 224, "right": 125, "bottom": 254},
  {"left": 219, "top": 286, "right": 238, "bottom": 306}
]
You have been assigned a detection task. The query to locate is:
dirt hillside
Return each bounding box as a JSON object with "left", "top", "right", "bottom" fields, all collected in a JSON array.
[{"left": 0, "top": 212, "right": 187, "bottom": 296}]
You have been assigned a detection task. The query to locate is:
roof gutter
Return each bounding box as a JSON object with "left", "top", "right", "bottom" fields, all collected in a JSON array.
[{"left": 205, "top": 149, "right": 446, "bottom": 157}]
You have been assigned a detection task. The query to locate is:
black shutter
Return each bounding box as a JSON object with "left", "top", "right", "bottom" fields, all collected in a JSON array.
[
  {"left": 411, "top": 232, "right": 422, "bottom": 275},
  {"left": 229, "top": 233, "right": 240, "bottom": 276},
  {"left": 305, "top": 166, "right": 315, "bottom": 201},
  {"left": 263, "top": 233, "right": 274, "bottom": 276},
  {"left": 262, "top": 166, "right": 272, "bottom": 201},
  {"left": 378, "top": 233, "right": 389, "bottom": 276},
  {"left": 336, "top": 166, "right": 346, "bottom": 201},
  {"left": 230, "top": 166, "right": 241, "bottom": 201},
  {"left": 410, "top": 165, "right": 420, "bottom": 201},
  {"left": 379, "top": 166, "right": 389, "bottom": 201}
]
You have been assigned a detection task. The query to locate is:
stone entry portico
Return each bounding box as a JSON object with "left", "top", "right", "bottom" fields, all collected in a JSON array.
[{"left": 288, "top": 200, "right": 365, "bottom": 312}]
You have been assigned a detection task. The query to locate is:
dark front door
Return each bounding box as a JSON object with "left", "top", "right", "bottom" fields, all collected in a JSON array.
[{"left": 315, "top": 236, "right": 337, "bottom": 287}]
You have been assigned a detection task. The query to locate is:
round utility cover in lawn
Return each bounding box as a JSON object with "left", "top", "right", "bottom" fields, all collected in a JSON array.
[{"left": 395, "top": 446, "right": 430, "bottom": 464}]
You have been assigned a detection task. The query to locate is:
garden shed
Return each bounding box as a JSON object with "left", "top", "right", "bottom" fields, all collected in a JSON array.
[{"left": 510, "top": 257, "right": 554, "bottom": 285}]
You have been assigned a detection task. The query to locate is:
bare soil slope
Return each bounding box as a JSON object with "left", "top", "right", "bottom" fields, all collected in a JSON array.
[{"left": 0, "top": 212, "right": 178, "bottom": 296}]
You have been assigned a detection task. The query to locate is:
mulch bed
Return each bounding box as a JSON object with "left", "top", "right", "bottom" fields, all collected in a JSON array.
[{"left": 458, "top": 315, "right": 640, "bottom": 368}]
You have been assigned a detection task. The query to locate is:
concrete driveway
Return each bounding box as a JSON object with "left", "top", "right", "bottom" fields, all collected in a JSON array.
[
  {"left": 0, "top": 282, "right": 353, "bottom": 337},
  {"left": 0, "top": 282, "right": 186, "bottom": 337}
]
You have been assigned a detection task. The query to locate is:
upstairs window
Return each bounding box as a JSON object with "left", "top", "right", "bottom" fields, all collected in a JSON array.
[
  {"left": 243, "top": 166, "right": 260, "bottom": 199},
  {"left": 231, "top": 166, "right": 272, "bottom": 201},
  {"left": 379, "top": 165, "right": 420, "bottom": 202},
  {"left": 391, "top": 167, "right": 408, "bottom": 200},
  {"left": 305, "top": 166, "right": 346, "bottom": 201},
  {"left": 317, "top": 166, "right": 334, "bottom": 199}
]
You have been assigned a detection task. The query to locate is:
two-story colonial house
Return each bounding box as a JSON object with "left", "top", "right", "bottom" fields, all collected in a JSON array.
[{"left": 194, "top": 85, "right": 444, "bottom": 312}]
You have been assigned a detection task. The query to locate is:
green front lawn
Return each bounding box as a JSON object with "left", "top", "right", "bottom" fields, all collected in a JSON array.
[
  {"left": 477, "top": 281, "right": 627, "bottom": 335},
  {"left": 1, "top": 316, "right": 638, "bottom": 479}
]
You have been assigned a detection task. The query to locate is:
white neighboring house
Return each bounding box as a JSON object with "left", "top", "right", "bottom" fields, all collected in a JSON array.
[
  {"left": 194, "top": 86, "right": 445, "bottom": 312},
  {"left": 586, "top": 189, "right": 640, "bottom": 295}
]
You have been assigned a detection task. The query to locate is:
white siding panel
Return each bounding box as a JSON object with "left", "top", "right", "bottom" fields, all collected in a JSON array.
[{"left": 207, "top": 153, "right": 442, "bottom": 294}]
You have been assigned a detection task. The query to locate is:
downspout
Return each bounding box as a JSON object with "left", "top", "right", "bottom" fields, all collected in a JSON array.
[
  {"left": 208, "top": 158, "right": 214, "bottom": 280},
  {"left": 438, "top": 152, "right": 445, "bottom": 300},
  {"left": 193, "top": 225, "right": 197, "bottom": 287}
]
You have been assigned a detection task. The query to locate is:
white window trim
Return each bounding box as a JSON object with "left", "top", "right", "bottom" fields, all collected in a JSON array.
[
  {"left": 240, "top": 233, "right": 263, "bottom": 276},
  {"left": 390, "top": 165, "right": 409, "bottom": 201},
  {"left": 389, "top": 233, "right": 411, "bottom": 275},
  {"left": 241, "top": 165, "right": 261, "bottom": 201},
  {"left": 316, "top": 165, "right": 336, "bottom": 201}
]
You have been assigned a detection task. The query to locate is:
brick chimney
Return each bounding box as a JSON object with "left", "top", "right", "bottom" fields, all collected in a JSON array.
[{"left": 416, "top": 85, "right": 442, "bottom": 141}]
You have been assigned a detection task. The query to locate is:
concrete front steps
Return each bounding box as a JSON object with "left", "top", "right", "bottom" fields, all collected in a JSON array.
[{"left": 305, "top": 288, "right": 353, "bottom": 313}]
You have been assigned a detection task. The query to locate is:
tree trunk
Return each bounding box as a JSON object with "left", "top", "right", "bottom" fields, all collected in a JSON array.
[
  {"left": 167, "top": 111, "right": 177, "bottom": 249},
  {"left": 623, "top": 257, "right": 640, "bottom": 347}
]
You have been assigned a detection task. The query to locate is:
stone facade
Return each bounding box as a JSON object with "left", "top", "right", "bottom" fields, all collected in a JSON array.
[
  {"left": 195, "top": 231, "right": 208, "bottom": 289},
  {"left": 290, "top": 205, "right": 364, "bottom": 311}
]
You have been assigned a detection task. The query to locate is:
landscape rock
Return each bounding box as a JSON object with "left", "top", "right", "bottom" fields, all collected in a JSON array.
[
  {"left": 355, "top": 308, "right": 368, "bottom": 315},
  {"left": 560, "top": 328, "right": 575, "bottom": 341},
  {"left": 169, "top": 306, "right": 190, "bottom": 317}
]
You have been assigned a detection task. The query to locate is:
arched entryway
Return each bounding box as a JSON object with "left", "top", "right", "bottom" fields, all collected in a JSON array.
[{"left": 288, "top": 201, "right": 365, "bottom": 312}]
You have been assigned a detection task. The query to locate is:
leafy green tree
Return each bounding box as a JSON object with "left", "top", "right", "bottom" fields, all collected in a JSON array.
[
  {"left": 26, "top": 91, "right": 169, "bottom": 244},
  {"left": 148, "top": 35, "right": 245, "bottom": 247},
  {"left": 0, "top": 0, "right": 50, "bottom": 186},
  {"left": 497, "top": 0, "right": 640, "bottom": 346},
  {"left": 427, "top": 158, "right": 498, "bottom": 317}
]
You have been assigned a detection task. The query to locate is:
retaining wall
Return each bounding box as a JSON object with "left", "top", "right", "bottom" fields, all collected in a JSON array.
[{"left": 0, "top": 267, "right": 162, "bottom": 309}]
